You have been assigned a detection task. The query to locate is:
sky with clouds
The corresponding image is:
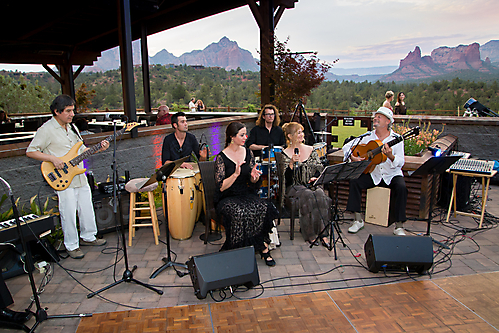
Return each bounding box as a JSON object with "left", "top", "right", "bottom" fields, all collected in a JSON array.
[{"left": 2, "top": 0, "right": 498, "bottom": 72}]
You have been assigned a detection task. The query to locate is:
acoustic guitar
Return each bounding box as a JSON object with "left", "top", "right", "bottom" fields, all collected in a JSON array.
[
  {"left": 351, "top": 126, "right": 420, "bottom": 174},
  {"left": 41, "top": 122, "right": 140, "bottom": 191}
]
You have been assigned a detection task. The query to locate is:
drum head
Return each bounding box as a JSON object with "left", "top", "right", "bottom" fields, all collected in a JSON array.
[{"left": 170, "top": 168, "right": 195, "bottom": 178}]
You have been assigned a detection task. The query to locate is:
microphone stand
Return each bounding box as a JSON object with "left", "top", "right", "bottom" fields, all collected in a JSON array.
[
  {"left": 290, "top": 100, "right": 316, "bottom": 145},
  {"left": 0, "top": 177, "right": 89, "bottom": 332},
  {"left": 87, "top": 122, "right": 162, "bottom": 298}
]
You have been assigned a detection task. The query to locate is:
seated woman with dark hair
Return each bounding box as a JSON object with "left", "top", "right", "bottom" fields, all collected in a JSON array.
[
  {"left": 280, "top": 122, "right": 331, "bottom": 247},
  {"left": 214, "top": 121, "right": 278, "bottom": 266}
]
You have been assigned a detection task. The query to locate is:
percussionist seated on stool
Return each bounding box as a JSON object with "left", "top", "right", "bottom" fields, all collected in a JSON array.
[
  {"left": 26, "top": 95, "right": 109, "bottom": 260},
  {"left": 246, "top": 104, "right": 285, "bottom": 158},
  {"left": 215, "top": 122, "right": 278, "bottom": 266},
  {"left": 280, "top": 122, "right": 332, "bottom": 247},
  {"left": 161, "top": 112, "right": 207, "bottom": 168},
  {"left": 342, "top": 107, "right": 408, "bottom": 236}
]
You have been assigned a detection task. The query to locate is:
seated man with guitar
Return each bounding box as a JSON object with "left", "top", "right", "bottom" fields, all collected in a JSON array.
[
  {"left": 26, "top": 95, "right": 110, "bottom": 259},
  {"left": 342, "top": 107, "right": 409, "bottom": 236}
]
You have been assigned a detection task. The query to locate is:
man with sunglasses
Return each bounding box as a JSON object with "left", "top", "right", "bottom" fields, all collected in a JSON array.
[
  {"left": 246, "top": 104, "right": 285, "bottom": 158},
  {"left": 161, "top": 112, "right": 207, "bottom": 169}
]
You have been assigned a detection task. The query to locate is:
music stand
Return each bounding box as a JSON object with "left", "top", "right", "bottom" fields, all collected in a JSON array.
[
  {"left": 409, "top": 155, "right": 460, "bottom": 249},
  {"left": 88, "top": 123, "right": 163, "bottom": 298},
  {"left": 311, "top": 160, "right": 371, "bottom": 259},
  {"left": 149, "top": 156, "right": 190, "bottom": 279}
]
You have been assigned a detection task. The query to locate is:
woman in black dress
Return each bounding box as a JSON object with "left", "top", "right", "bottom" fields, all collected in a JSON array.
[
  {"left": 215, "top": 121, "right": 278, "bottom": 266},
  {"left": 394, "top": 92, "right": 406, "bottom": 115},
  {"left": 280, "top": 122, "right": 331, "bottom": 247}
]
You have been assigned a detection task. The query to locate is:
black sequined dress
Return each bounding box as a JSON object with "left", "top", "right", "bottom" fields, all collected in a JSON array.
[{"left": 215, "top": 148, "right": 277, "bottom": 252}]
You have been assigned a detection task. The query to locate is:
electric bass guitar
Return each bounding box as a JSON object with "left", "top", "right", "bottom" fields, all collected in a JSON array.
[
  {"left": 351, "top": 126, "right": 420, "bottom": 174},
  {"left": 41, "top": 122, "right": 140, "bottom": 191}
]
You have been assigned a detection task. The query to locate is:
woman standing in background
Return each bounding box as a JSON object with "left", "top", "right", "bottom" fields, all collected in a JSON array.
[
  {"left": 383, "top": 91, "right": 394, "bottom": 111},
  {"left": 394, "top": 92, "right": 406, "bottom": 115}
]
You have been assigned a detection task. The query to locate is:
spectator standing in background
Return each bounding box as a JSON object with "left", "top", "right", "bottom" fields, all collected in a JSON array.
[
  {"left": 189, "top": 98, "right": 197, "bottom": 112},
  {"left": 394, "top": 92, "right": 406, "bottom": 115},
  {"left": 383, "top": 91, "right": 394, "bottom": 111}
]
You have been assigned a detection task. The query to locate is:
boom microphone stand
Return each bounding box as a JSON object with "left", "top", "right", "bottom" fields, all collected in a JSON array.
[
  {"left": 0, "top": 177, "right": 89, "bottom": 332},
  {"left": 290, "top": 100, "right": 316, "bottom": 145},
  {"left": 88, "top": 122, "right": 162, "bottom": 298}
]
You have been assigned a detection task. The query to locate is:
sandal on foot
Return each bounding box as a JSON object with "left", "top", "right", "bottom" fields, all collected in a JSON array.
[
  {"left": 320, "top": 238, "right": 330, "bottom": 249},
  {"left": 307, "top": 239, "right": 319, "bottom": 246},
  {"left": 261, "top": 251, "right": 276, "bottom": 266}
]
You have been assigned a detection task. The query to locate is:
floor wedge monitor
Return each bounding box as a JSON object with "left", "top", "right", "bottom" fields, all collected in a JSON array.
[
  {"left": 188, "top": 246, "right": 259, "bottom": 299},
  {"left": 364, "top": 234, "right": 433, "bottom": 274}
]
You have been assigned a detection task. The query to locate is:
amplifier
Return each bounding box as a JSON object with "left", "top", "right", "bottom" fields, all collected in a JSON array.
[{"left": 98, "top": 181, "right": 126, "bottom": 194}]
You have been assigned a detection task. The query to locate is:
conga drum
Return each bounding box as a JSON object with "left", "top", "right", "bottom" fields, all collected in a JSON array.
[
  {"left": 166, "top": 168, "right": 198, "bottom": 240},
  {"left": 187, "top": 162, "right": 204, "bottom": 221}
]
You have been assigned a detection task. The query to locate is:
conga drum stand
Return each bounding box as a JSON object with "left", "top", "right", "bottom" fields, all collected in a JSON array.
[{"left": 150, "top": 156, "right": 190, "bottom": 279}]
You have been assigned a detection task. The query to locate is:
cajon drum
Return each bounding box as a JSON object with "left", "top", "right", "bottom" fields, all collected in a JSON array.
[{"left": 365, "top": 187, "right": 390, "bottom": 227}]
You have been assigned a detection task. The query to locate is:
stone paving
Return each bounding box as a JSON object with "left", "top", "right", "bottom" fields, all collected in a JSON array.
[{"left": 2, "top": 184, "right": 498, "bottom": 333}]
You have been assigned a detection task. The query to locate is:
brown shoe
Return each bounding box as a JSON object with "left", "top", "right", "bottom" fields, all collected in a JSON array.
[
  {"left": 67, "top": 248, "right": 84, "bottom": 259},
  {"left": 80, "top": 238, "right": 107, "bottom": 246}
]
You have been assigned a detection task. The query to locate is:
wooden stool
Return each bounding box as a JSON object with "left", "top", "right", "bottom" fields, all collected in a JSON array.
[
  {"left": 365, "top": 187, "right": 390, "bottom": 227},
  {"left": 126, "top": 178, "right": 160, "bottom": 246}
]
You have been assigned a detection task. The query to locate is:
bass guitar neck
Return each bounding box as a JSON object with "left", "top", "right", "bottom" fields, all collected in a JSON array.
[{"left": 41, "top": 122, "right": 140, "bottom": 190}]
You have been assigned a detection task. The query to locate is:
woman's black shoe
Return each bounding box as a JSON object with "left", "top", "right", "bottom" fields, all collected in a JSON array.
[
  {"left": 261, "top": 251, "right": 276, "bottom": 266},
  {"left": 0, "top": 308, "right": 31, "bottom": 324}
]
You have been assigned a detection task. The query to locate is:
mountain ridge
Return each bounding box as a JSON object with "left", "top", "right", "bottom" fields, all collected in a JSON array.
[{"left": 85, "top": 36, "right": 258, "bottom": 72}]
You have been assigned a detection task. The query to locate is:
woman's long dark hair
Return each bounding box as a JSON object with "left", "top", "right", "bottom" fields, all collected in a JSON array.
[{"left": 225, "top": 121, "right": 245, "bottom": 147}]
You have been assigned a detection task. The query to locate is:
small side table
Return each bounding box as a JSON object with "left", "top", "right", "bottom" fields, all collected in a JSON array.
[{"left": 446, "top": 169, "right": 497, "bottom": 228}]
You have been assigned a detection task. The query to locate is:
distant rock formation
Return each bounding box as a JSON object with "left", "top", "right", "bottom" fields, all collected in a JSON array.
[
  {"left": 382, "top": 42, "right": 495, "bottom": 81},
  {"left": 177, "top": 37, "right": 258, "bottom": 71},
  {"left": 481, "top": 40, "right": 499, "bottom": 63},
  {"left": 84, "top": 37, "right": 258, "bottom": 72}
]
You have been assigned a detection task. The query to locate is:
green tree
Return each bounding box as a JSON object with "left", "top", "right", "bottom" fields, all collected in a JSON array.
[
  {"left": 260, "top": 37, "right": 333, "bottom": 114},
  {"left": 0, "top": 75, "right": 54, "bottom": 113}
]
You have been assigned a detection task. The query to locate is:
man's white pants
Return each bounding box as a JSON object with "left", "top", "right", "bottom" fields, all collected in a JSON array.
[{"left": 57, "top": 184, "right": 97, "bottom": 251}]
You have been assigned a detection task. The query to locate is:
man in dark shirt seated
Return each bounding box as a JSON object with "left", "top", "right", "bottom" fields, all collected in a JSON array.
[
  {"left": 161, "top": 112, "right": 207, "bottom": 169},
  {"left": 246, "top": 104, "right": 285, "bottom": 158}
]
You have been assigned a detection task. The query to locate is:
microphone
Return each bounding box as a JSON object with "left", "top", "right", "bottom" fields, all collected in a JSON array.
[
  {"left": 294, "top": 147, "right": 299, "bottom": 169},
  {"left": 357, "top": 131, "right": 371, "bottom": 139}
]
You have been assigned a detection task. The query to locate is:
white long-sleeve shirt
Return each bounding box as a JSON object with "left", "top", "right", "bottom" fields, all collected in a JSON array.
[{"left": 342, "top": 129, "right": 405, "bottom": 185}]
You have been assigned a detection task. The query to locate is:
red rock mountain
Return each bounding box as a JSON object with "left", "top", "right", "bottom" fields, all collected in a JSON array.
[
  {"left": 85, "top": 37, "right": 258, "bottom": 72},
  {"left": 382, "top": 42, "right": 493, "bottom": 81}
]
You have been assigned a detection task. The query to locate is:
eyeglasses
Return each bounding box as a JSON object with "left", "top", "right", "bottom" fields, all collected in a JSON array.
[{"left": 264, "top": 113, "right": 275, "bottom": 116}]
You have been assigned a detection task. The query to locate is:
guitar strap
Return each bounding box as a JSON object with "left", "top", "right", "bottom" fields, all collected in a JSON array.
[{"left": 69, "top": 123, "right": 84, "bottom": 142}]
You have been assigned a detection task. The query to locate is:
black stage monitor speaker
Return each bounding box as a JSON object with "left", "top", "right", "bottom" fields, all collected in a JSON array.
[
  {"left": 188, "top": 246, "right": 260, "bottom": 299},
  {"left": 364, "top": 234, "right": 433, "bottom": 274}
]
